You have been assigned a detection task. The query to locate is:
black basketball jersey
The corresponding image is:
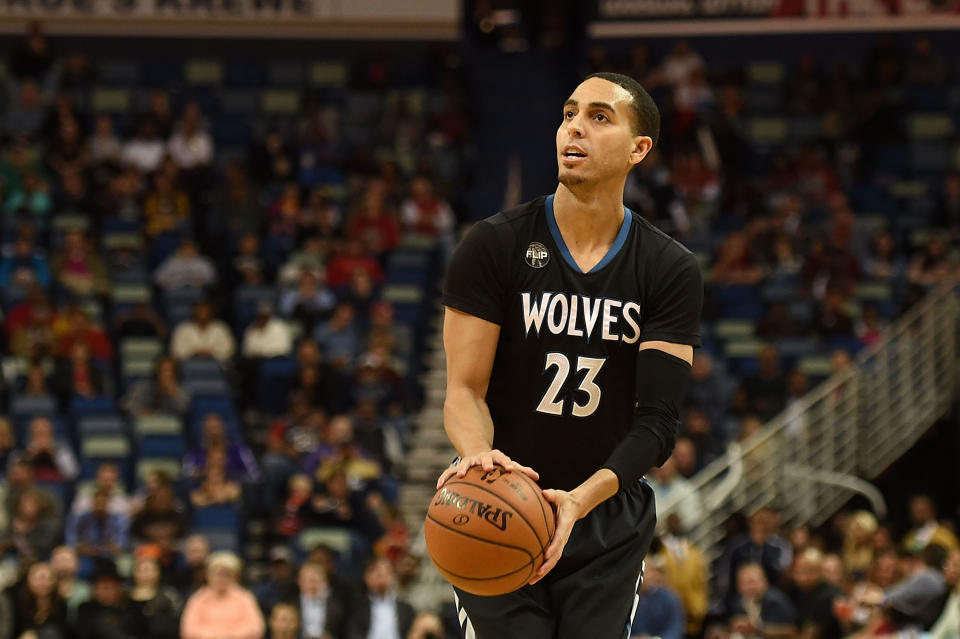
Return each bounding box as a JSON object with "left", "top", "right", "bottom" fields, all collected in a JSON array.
[{"left": 442, "top": 194, "right": 702, "bottom": 491}]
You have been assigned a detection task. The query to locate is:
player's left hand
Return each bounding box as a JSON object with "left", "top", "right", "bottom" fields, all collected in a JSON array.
[{"left": 528, "top": 488, "right": 583, "bottom": 585}]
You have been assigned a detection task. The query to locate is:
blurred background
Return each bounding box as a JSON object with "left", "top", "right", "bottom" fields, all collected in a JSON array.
[{"left": 0, "top": 1, "right": 959, "bottom": 638}]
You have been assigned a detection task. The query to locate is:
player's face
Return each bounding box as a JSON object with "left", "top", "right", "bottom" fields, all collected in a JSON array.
[{"left": 556, "top": 77, "right": 650, "bottom": 187}]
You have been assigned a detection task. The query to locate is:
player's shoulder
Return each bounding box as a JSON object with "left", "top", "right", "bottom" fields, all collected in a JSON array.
[
  {"left": 482, "top": 196, "right": 545, "bottom": 229},
  {"left": 628, "top": 209, "right": 696, "bottom": 267}
]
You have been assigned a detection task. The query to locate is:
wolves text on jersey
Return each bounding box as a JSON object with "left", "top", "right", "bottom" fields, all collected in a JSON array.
[{"left": 520, "top": 292, "right": 642, "bottom": 344}]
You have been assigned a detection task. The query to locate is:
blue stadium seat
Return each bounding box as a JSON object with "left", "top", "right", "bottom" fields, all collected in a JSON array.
[
  {"left": 70, "top": 397, "right": 117, "bottom": 419},
  {"left": 77, "top": 415, "right": 127, "bottom": 438},
  {"left": 139, "top": 435, "right": 185, "bottom": 459},
  {"left": 257, "top": 356, "right": 298, "bottom": 413},
  {"left": 183, "top": 377, "right": 231, "bottom": 397},
  {"left": 192, "top": 504, "right": 240, "bottom": 530},
  {"left": 11, "top": 394, "right": 57, "bottom": 419},
  {"left": 180, "top": 358, "right": 227, "bottom": 382}
]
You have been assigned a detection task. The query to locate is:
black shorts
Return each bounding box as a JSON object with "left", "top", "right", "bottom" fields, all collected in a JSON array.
[{"left": 452, "top": 479, "right": 657, "bottom": 639}]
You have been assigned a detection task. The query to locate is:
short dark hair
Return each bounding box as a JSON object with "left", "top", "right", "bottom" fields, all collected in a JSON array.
[{"left": 585, "top": 72, "right": 660, "bottom": 148}]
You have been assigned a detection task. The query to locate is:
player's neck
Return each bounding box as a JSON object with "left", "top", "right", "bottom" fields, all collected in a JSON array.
[{"left": 552, "top": 183, "right": 625, "bottom": 251}]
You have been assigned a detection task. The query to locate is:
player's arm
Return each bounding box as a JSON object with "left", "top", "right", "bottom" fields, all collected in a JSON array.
[
  {"left": 435, "top": 220, "right": 539, "bottom": 489},
  {"left": 435, "top": 307, "right": 540, "bottom": 488}
]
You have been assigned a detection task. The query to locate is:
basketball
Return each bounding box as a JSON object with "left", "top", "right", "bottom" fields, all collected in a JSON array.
[{"left": 424, "top": 465, "right": 556, "bottom": 596}]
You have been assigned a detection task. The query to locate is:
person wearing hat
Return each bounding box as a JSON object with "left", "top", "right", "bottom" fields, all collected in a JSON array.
[{"left": 74, "top": 559, "right": 128, "bottom": 639}]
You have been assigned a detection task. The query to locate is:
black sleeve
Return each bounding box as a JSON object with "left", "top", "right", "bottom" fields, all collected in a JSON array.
[
  {"left": 441, "top": 220, "right": 507, "bottom": 325},
  {"left": 641, "top": 250, "right": 703, "bottom": 346}
]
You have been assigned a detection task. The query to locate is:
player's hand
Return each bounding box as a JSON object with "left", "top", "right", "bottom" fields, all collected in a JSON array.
[
  {"left": 435, "top": 449, "right": 539, "bottom": 490},
  {"left": 529, "top": 488, "right": 583, "bottom": 585}
]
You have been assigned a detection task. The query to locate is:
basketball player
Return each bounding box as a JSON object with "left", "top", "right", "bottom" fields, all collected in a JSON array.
[{"left": 436, "top": 72, "right": 703, "bottom": 638}]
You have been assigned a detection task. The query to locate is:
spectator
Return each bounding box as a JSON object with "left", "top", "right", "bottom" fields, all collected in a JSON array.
[
  {"left": 154, "top": 238, "right": 216, "bottom": 292},
  {"left": 48, "top": 230, "right": 107, "bottom": 297},
  {"left": 681, "top": 407, "right": 725, "bottom": 469},
  {"left": 3, "top": 286, "right": 56, "bottom": 358},
  {"left": 268, "top": 602, "right": 301, "bottom": 639},
  {"left": 242, "top": 302, "right": 293, "bottom": 359},
  {"left": 324, "top": 238, "right": 384, "bottom": 289},
  {"left": 400, "top": 177, "right": 454, "bottom": 240},
  {"left": 121, "top": 118, "right": 165, "bottom": 173},
  {"left": 5, "top": 169, "right": 52, "bottom": 222},
  {"left": 277, "top": 234, "right": 327, "bottom": 285},
  {"left": 787, "top": 548, "right": 843, "bottom": 639},
  {"left": 658, "top": 520, "right": 709, "bottom": 637},
  {"left": 183, "top": 413, "right": 260, "bottom": 483},
  {"left": 301, "top": 464, "right": 382, "bottom": 540},
  {"left": 0, "top": 417, "right": 14, "bottom": 475},
  {"left": 51, "top": 341, "right": 107, "bottom": 408},
  {"left": 812, "top": 288, "right": 855, "bottom": 340},
  {"left": 131, "top": 472, "right": 186, "bottom": 549},
  {"left": 725, "top": 508, "right": 793, "bottom": 601},
  {"left": 180, "top": 551, "right": 265, "bottom": 639},
  {"left": 903, "top": 494, "right": 959, "bottom": 554},
  {"left": 168, "top": 101, "right": 214, "bottom": 170},
  {"left": 712, "top": 231, "right": 764, "bottom": 285},
  {"left": 89, "top": 114, "right": 122, "bottom": 165},
  {"left": 856, "top": 304, "right": 886, "bottom": 346},
  {"left": 671, "top": 436, "right": 699, "bottom": 478},
  {"left": 51, "top": 544, "right": 91, "bottom": 624},
  {"left": 907, "top": 238, "right": 958, "bottom": 288},
  {"left": 0, "top": 232, "right": 51, "bottom": 290},
  {"left": 298, "top": 559, "right": 349, "bottom": 639},
  {"left": 9, "top": 415, "right": 79, "bottom": 482},
  {"left": 21, "top": 359, "right": 51, "bottom": 396},
  {"left": 75, "top": 560, "right": 129, "bottom": 639},
  {"left": 347, "top": 557, "right": 415, "bottom": 639},
  {"left": 275, "top": 473, "right": 315, "bottom": 537},
  {"left": 127, "top": 555, "right": 182, "bottom": 639},
  {"left": 1, "top": 487, "right": 63, "bottom": 563},
  {"left": 313, "top": 302, "right": 361, "bottom": 368},
  {"left": 279, "top": 269, "right": 337, "bottom": 332},
  {"left": 843, "top": 510, "right": 878, "bottom": 576},
  {"left": 348, "top": 183, "right": 401, "bottom": 256},
  {"left": 630, "top": 556, "right": 686, "bottom": 639},
  {"left": 12, "top": 562, "right": 68, "bottom": 639},
  {"left": 172, "top": 534, "right": 211, "bottom": 598},
  {"left": 170, "top": 301, "right": 236, "bottom": 363},
  {"left": 742, "top": 345, "right": 788, "bottom": 422},
  {"left": 860, "top": 543, "right": 951, "bottom": 630},
  {"left": 122, "top": 356, "right": 191, "bottom": 417},
  {"left": 861, "top": 229, "right": 900, "bottom": 281},
  {"left": 9, "top": 22, "right": 55, "bottom": 83},
  {"left": 252, "top": 546, "right": 298, "bottom": 615},
  {"left": 648, "top": 454, "right": 704, "bottom": 534},
  {"left": 929, "top": 549, "right": 960, "bottom": 639},
  {"left": 685, "top": 352, "right": 733, "bottom": 437},
  {"left": 231, "top": 231, "right": 266, "bottom": 286},
  {"left": 52, "top": 303, "right": 113, "bottom": 359},
  {"left": 406, "top": 612, "right": 447, "bottom": 639},
  {"left": 729, "top": 562, "right": 798, "bottom": 639},
  {"left": 65, "top": 486, "right": 129, "bottom": 558},
  {"left": 189, "top": 448, "right": 242, "bottom": 507},
  {"left": 5, "top": 79, "right": 48, "bottom": 140},
  {"left": 139, "top": 90, "right": 175, "bottom": 139},
  {"left": 303, "top": 414, "right": 382, "bottom": 486}
]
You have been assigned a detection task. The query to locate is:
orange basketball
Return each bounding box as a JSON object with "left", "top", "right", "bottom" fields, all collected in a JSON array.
[{"left": 424, "top": 464, "right": 556, "bottom": 596}]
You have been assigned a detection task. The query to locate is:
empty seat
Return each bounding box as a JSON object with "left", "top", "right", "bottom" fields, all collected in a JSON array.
[
  {"left": 714, "top": 319, "right": 756, "bottom": 340},
  {"left": 139, "top": 435, "right": 185, "bottom": 459},
  {"left": 183, "top": 377, "right": 231, "bottom": 397},
  {"left": 11, "top": 394, "right": 57, "bottom": 418},
  {"left": 91, "top": 88, "right": 130, "bottom": 113},
  {"left": 184, "top": 59, "right": 223, "bottom": 85},
  {"left": 81, "top": 435, "right": 131, "bottom": 459},
  {"left": 135, "top": 414, "right": 182, "bottom": 437},
  {"left": 180, "top": 358, "right": 226, "bottom": 382},
  {"left": 70, "top": 397, "right": 118, "bottom": 419},
  {"left": 257, "top": 357, "right": 298, "bottom": 413},
  {"left": 137, "top": 458, "right": 181, "bottom": 483},
  {"left": 77, "top": 415, "right": 126, "bottom": 438}
]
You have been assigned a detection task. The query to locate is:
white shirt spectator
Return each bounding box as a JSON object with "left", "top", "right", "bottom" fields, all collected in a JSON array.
[
  {"left": 648, "top": 474, "right": 704, "bottom": 534},
  {"left": 368, "top": 593, "right": 401, "bottom": 639},
  {"left": 242, "top": 317, "right": 293, "bottom": 359},
  {"left": 168, "top": 128, "right": 213, "bottom": 170},
  {"left": 121, "top": 138, "right": 166, "bottom": 173},
  {"left": 171, "top": 320, "right": 236, "bottom": 362},
  {"left": 155, "top": 253, "right": 217, "bottom": 291}
]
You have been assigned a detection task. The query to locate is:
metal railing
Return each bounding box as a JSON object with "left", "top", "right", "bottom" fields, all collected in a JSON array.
[{"left": 660, "top": 283, "right": 960, "bottom": 567}]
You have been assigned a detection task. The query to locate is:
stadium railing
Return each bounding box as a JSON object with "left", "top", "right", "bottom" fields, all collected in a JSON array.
[{"left": 659, "top": 282, "right": 960, "bottom": 568}]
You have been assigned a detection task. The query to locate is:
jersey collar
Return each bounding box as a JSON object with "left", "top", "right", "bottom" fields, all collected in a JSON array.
[{"left": 544, "top": 193, "right": 633, "bottom": 275}]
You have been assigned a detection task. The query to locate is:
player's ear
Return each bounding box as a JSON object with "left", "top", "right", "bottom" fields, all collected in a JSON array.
[{"left": 629, "top": 136, "right": 653, "bottom": 167}]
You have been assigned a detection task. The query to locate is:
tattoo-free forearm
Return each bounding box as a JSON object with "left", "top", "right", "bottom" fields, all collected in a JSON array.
[{"left": 443, "top": 385, "right": 495, "bottom": 458}]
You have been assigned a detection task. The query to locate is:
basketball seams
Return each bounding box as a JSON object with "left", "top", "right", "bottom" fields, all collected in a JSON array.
[
  {"left": 513, "top": 471, "right": 554, "bottom": 543},
  {"left": 442, "top": 479, "right": 546, "bottom": 554},
  {"left": 425, "top": 512, "right": 536, "bottom": 562}
]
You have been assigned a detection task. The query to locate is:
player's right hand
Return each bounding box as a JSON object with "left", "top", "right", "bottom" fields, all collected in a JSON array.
[{"left": 435, "top": 449, "right": 539, "bottom": 490}]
